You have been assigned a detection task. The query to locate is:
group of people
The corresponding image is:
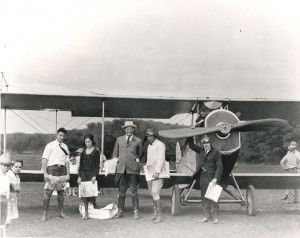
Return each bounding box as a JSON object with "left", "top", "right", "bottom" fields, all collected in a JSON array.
[
  {"left": 0, "top": 153, "right": 23, "bottom": 230},
  {"left": 39, "top": 120, "right": 224, "bottom": 224},
  {"left": 2, "top": 120, "right": 299, "bottom": 227}
]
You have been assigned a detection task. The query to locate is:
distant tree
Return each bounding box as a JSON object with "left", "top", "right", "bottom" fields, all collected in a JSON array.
[{"left": 7, "top": 133, "right": 33, "bottom": 154}]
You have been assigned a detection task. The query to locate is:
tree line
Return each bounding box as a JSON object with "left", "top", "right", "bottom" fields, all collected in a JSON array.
[{"left": 4, "top": 119, "right": 300, "bottom": 164}]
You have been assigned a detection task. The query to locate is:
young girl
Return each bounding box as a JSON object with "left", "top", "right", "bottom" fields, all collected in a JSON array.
[
  {"left": 77, "top": 134, "right": 100, "bottom": 220},
  {"left": 7, "top": 160, "right": 23, "bottom": 222}
]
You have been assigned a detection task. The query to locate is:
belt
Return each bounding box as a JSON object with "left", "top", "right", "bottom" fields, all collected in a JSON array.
[{"left": 48, "top": 164, "right": 65, "bottom": 167}]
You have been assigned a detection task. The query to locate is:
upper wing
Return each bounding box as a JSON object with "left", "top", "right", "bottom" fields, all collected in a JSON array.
[
  {"left": 2, "top": 93, "right": 300, "bottom": 124},
  {"left": 1, "top": 93, "right": 194, "bottom": 119}
]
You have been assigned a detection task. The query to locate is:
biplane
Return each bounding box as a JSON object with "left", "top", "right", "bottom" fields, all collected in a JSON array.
[{"left": 1, "top": 92, "right": 300, "bottom": 216}]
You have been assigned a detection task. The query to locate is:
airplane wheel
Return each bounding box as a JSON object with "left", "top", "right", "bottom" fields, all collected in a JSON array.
[
  {"left": 246, "top": 185, "right": 257, "bottom": 216},
  {"left": 171, "top": 184, "right": 180, "bottom": 216}
]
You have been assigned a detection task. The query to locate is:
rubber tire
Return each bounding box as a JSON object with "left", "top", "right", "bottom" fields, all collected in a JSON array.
[
  {"left": 246, "top": 185, "right": 257, "bottom": 216},
  {"left": 171, "top": 184, "right": 180, "bottom": 216}
]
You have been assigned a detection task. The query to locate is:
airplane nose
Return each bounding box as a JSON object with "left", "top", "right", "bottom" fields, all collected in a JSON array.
[{"left": 218, "top": 122, "right": 231, "bottom": 134}]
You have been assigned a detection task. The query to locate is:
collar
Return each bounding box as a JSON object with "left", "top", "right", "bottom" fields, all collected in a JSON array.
[{"left": 149, "top": 139, "right": 157, "bottom": 146}]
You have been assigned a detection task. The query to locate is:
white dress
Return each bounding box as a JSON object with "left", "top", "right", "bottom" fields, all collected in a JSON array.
[{"left": 7, "top": 170, "right": 20, "bottom": 220}]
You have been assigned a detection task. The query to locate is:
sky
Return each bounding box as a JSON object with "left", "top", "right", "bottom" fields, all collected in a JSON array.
[{"left": 0, "top": 0, "right": 300, "bottom": 133}]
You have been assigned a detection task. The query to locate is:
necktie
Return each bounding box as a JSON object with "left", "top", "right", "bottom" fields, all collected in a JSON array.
[
  {"left": 59, "top": 143, "right": 68, "bottom": 155},
  {"left": 127, "top": 135, "right": 131, "bottom": 144}
]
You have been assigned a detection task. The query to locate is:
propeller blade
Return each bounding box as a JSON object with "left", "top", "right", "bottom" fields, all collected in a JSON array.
[
  {"left": 159, "top": 119, "right": 290, "bottom": 139},
  {"left": 231, "top": 118, "right": 290, "bottom": 132},
  {"left": 158, "top": 126, "right": 221, "bottom": 139}
]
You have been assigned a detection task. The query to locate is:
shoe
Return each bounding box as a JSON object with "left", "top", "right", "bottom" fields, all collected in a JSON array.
[
  {"left": 200, "top": 218, "right": 212, "bottom": 223},
  {"left": 115, "top": 212, "right": 123, "bottom": 219},
  {"left": 213, "top": 219, "right": 219, "bottom": 224},
  {"left": 41, "top": 213, "right": 47, "bottom": 221},
  {"left": 59, "top": 213, "right": 69, "bottom": 219},
  {"left": 133, "top": 210, "right": 139, "bottom": 220},
  {"left": 281, "top": 195, "right": 289, "bottom": 200}
]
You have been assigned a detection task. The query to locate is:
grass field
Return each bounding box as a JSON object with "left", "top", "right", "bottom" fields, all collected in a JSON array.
[{"left": 5, "top": 152, "right": 300, "bottom": 237}]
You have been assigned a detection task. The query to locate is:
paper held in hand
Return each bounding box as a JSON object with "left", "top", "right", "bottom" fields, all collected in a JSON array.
[
  {"left": 144, "top": 161, "right": 170, "bottom": 181},
  {"left": 79, "top": 181, "right": 98, "bottom": 197},
  {"left": 204, "top": 182, "right": 223, "bottom": 202}
]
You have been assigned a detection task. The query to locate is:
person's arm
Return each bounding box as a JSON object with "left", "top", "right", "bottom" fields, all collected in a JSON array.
[
  {"left": 77, "top": 153, "right": 84, "bottom": 185},
  {"left": 65, "top": 159, "right": 70, "bottom": 180},
  {"left": 137, "top": 139, "right": 143, "bottom": 159},
  {"left": 186, "top": 137, "right": 202, "bottom": 153},
  {"left": 212, "top": 151, "right": 223, "bottom": 185},
  {"left": 92, "top": 150, "right": 100, "bottom": 182},
  {"left": 154, "top": 142, "right": 166, "bottom": 179},
  {"left": 42, "top": 158, "right": 49, "bottom": 181},
  {"left": 280, "top": 156, "right": 287, "bottom": 170},
  {"left": 42, "top": 143, "right": 51, "bottom": 181},
  {"left": 10, "top": 183, "right": 21, "bottom": 193}
]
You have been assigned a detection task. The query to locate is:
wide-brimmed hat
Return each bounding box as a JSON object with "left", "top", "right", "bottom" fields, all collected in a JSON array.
[
  {"left": 0, "top": 153, "right": 12, "bottom": 165},
  {"left": 122, "top": 121, "right": 137, "bottom": 128},
  {"left": 288, "top": 141, "right": 297, "bottom": 150},
  {"left": 76, "top": 148, "right": 84, "bottom": 153}
]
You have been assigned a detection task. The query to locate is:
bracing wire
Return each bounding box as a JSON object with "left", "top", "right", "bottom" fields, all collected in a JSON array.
[
  {"left": 9, "top": 109, "right": 49, "bottom": 138},
  {"left": 6, "top": 73, "right": 101, "bottom": 96}
]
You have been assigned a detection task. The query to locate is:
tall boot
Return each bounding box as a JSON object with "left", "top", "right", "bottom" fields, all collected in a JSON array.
[
  {"left": 41, "top": 193, "right": 51, "bottom": 221},
  {"left": 115, "top": 195, "right": 125, "bottom": 219},
  {"left": 83, "top": 201, "right": 89, "bottom": 220},
  {"left": 132, "top": 196, "right": 139, "bottom": 220},
  {"left": 154, "top": 199, "right": 162, "bottom": 223},
  {"left": 151, "top": 200, "right": 157, "bottom": 221},
  {"left": 57, "top": 191, "right": 68, "bottom": 219}
]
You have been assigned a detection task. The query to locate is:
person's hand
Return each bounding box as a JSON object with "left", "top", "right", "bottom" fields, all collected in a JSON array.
[
  {"left": 77, "top": 177, "right": 81, "bottom": 185},
  {"left": 91, "top": 176, "right": 96, "bottom": 184},
  {"left": 211, "top": 178, "right": 217, "bottom": 186},
  {"left": 66, "top": 174, "right": 70, "bottom": 181},
  {"left": 44, "top": 173, "right": 49, "bottom": 182},
  {"left": 153, "top": 172, "right": 160, "bottom": 180}
]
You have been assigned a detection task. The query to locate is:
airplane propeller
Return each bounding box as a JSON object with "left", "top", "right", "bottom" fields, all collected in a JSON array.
[{"left": 158, "top": 118, "right": 290, "bottom": 139}]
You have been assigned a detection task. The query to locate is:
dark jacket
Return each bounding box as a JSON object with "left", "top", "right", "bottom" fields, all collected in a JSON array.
[{"left": 187, "top": 138, "right": 223, "bottom": 181}]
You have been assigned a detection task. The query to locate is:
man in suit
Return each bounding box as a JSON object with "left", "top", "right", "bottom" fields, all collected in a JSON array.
[
  {"left": 187, "top": 135, "right": 223, "bottom": 224},
  {"left": 113, "top": 121, "right": 142, "bottom": 219}
]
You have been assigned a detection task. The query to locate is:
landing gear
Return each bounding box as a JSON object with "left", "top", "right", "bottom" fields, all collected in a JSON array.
[
  {"left": 171, "top": 184, "right": 180, "bottom": 216},
  {"left": 246, "top": 185, "right": 257, "bottom": 216}
]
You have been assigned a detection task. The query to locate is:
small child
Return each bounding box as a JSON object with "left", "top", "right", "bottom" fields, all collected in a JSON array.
[{"left": 67, "top": 149, "right": 82, "bottom": 196}]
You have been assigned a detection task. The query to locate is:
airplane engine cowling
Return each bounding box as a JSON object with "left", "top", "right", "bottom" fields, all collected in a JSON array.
[{"left": 205, "top": 109, "right": 241, "bottom": 155}]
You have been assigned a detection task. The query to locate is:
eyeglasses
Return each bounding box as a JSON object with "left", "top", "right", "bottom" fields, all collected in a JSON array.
[{"left": 1, "top": 163, "right": 11, "bottom": 167}]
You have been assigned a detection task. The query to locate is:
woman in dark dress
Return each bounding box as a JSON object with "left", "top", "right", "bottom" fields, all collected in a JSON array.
[{"left": 77, "top": 134, "right": 100, "bottom": 220}]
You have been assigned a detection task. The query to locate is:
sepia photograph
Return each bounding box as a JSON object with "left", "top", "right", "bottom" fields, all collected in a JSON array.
[{"left": 0, "top": 0, "right": 300, "bottom": 237}]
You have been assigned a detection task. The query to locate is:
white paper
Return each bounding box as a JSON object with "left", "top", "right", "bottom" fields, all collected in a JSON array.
[
  {"left": 204, "top": 182, "right": 223, "bottom": 202},
  {"left": 104, "top": 158, "right": 118, "bottom": 176},
  {"left": 79, "top": 181, "right": 98, "bottom": 197},
  {"left": 144, "top": 161, "right": 170, "bottom": 181},
  {"left": 79, "top": 203, "right": 118, "bottom": 219}
]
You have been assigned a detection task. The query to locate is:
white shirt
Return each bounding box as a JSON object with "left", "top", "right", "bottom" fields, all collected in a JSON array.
[
  {"left": 42, "top": 140, "right": 69, "bottom": 166},
  {"left": 0, "top": 171, "right": 10, "bottom": 198},
  {"left": 280, "top": 151, "right": 300, "bottom": 170},
  {"left": 146, "top": 139, "right": 166, "bottom": 173},
  {"left": 7, "top": 170, "right": 20, "bottom": 194}
]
